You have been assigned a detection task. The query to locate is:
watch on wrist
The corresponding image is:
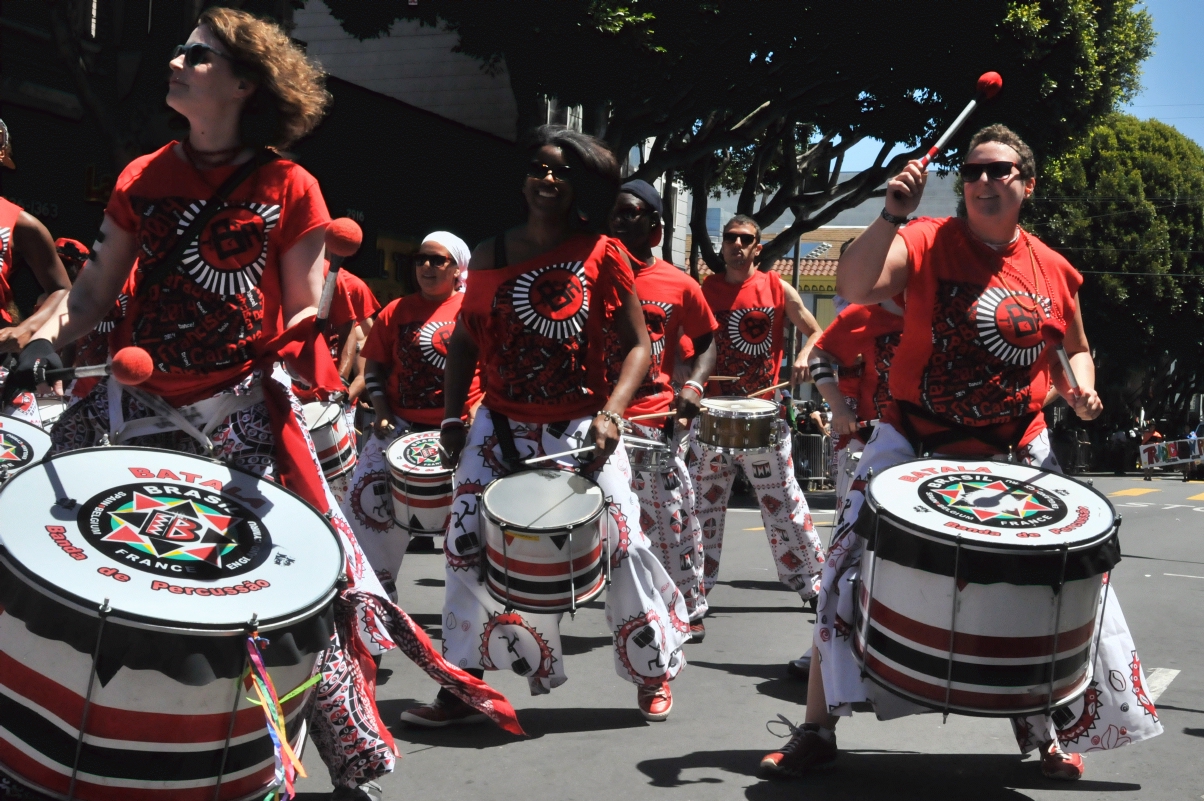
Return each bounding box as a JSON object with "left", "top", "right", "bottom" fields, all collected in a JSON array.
[{"left": 880, "top": 207, "right": 909, "bottom": 226}]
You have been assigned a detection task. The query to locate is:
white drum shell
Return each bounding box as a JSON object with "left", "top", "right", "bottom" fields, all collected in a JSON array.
[
  {"left": 303, "top": 401, "right": 357, "bottom": 481},
  {"left": 386, "top": 432, "right": 453, "bottom": 535}
]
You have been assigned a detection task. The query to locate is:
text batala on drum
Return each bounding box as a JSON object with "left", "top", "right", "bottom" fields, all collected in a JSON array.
[{"left": 759, "top": 77, "right": 1162, "bottom": 783}]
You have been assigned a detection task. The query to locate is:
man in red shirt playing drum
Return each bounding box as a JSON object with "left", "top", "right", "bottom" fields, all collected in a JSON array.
[
  {"left": 609, "top": 179, "right": 718, "bottom": 642},
  {"left": 689, "top": 215, "right": 827, "bottom": 604},
  {"left": 761, "top": 125, "right": 1161, "bottom": 781}
]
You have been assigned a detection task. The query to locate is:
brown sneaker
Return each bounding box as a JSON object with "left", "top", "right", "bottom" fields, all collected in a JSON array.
[
  {"left": 399, "top": 696, "right": 488, "bottom": 728},
  {"left": 638, "top": 681, "right": 673, "bottom": 721},
  {"left": 760, "top": 718, "right": 837, "bottom": 778},
  {"left": 1040, "top": 740, "right": 1084, "bottom": 781}
]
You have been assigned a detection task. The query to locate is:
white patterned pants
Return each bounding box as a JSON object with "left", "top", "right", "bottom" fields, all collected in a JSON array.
[{"left": 340, "top": 422, "right": 415, "bottom": 600}]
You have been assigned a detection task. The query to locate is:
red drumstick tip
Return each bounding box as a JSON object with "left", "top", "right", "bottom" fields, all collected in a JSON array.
[
  {"left": 111, "top": 346, "right": 154, "bottom": 385},
  {"left": 1040, "top": 319, "right": 1067, "bottom": 346},
  {"left": 977, "top": 71, "right": 1003, "bottom": 99},
  {"left": 325, "top": 218, "right": 363, "bottom": 258}
]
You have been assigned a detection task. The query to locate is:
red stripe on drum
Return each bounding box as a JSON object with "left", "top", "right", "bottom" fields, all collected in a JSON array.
[
  {"left": 485, "top": 543, "right": 603, "bottom": 577},
  {"left": 490, "top": 576, "right": 607, "bottom": 608},
  {"left": 391, "top": 490, "right": 453, "bottom": 509},
  {"left": 862, "top": 652, "right": 1084, "bottom": 711},
  {"left": 0, "top": 649, "right": 305, "bottom": 744},
  {"left": 867, "top": 599, "right": 1096, "bottom": 659},
  {"left": 0, "top": 739, "right": 278, "bottom": 801}
]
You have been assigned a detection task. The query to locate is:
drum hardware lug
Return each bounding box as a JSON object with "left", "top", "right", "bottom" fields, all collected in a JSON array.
[
  {"left": 68, "top": 598, "right": 111, "bottom": 801},
  {"left": 213, "top": 620, "right": 255, "bottom": 801},
  {"left": 1044, "top": 546, "right": 1070, "bottom": 717},
  {"left": 98, "top": 433, "right": 111, "bottom": 447},
  {"left": 336, "top": 574, "right": 348, "bottom": 592},
  {"left": 56, "top": 496, "right": 77, "bottom": 510},
  {"left": 942, "top": 541, "right": 963, "bottom": 722}
]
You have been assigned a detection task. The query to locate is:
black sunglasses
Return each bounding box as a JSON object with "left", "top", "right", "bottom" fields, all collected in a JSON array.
[
  {"left": 173, "top": 42, "right": 233, "bottom": 67},
  {"left": 415, "top": 254, "right": 451, "bottom": 268},
  {"left": 527, "top": 161, "right": 572, "bottom": 183},
  {"left": 723, "top": 232, "right": 757, "bottom": 246},
  {"left": 959, "top": 161, "right": 1018, "bottom": 182}
]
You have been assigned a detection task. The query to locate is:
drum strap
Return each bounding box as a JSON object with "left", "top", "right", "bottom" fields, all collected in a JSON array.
[
  {"left": 488, "top": 408, "right": 523, "bottom": 473},
  {"left": 895, "top": 400, "right": 1035, "bottom": 456},
  {"left": 108, "top": 376, "right": 265, "bottom": 450}
]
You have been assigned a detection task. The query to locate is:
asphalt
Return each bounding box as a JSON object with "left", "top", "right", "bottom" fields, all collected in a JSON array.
[{"left": 290, "top": 473, "right": 1203, "bottom": 801}]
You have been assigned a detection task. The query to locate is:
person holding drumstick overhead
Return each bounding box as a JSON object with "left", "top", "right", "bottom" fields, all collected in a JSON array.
[
  {"left": 689, "top": 215, "right": 827, "bottom": 602},
  {"left": 608, "top": 179, "right": 718, "bottom": 642},
  {"left": 761, "top": 124, "right": 1161, "bottom": 780},
  {"left": 402, "top": 125, "right": 689, "bottom": 727}
]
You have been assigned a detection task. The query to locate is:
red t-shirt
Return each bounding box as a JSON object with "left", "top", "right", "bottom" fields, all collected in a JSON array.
[
  {"left": 619, "top": 258, "right": 716, "bottom": 417},
  {"left": 326, "top": 267, "right": 380, "bottom": 358},
  {"left": 105, "top": 143, "right": 330, "bottom": 406},
  {"left": 361, "top": 291, "right": 481, "bottom": 426},
  {"left": 459, "top": 234, "right": 635, "bottom": 423},
  {"left": 0, "top": 198, "right": 24, "bottom": 324},
  {"left": 814, "top": 303, "right": 903, "bottom": 445},
  {"left": 702, "top": 269, "right": 785, "bottom": 397},
  {"left": 886, "top": 217, "right": 1082, "bottom": 453}
]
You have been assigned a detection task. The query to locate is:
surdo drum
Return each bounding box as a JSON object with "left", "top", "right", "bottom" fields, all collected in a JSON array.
[
  {"left": 386, "top": 431, "right": 454, "bottom": 535},
  {"left": 853, "top": 457, "right": 1120, "bottom": 716},
  {"left": 697, "top": 397, "right": 779, "bottom": 453},
  {"left": 481, "top": 469, "right": 609, "bottom": 614},
  {"left": 0, "top": 414, "right": 52, "bottom": 483},
  {"left": 302, "top": 401, "right": 357, "bottom": 482},
  {"left": 0, "top": 447, "right": 344, "bottom": 800}
]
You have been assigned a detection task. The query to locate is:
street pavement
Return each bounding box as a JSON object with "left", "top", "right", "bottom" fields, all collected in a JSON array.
[{"left": 293, "top": 473, "right": 1203, "bottom": 801}]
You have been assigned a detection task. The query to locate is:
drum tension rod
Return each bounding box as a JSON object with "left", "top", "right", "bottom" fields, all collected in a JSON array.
[
  {"left": 213, "top": 615, "right": 258, "bottom": 800},
  {"left": 68, "top": 598, "right": 110, "bottom": 801},
  {"left": 1043, "top": 546, "right": 1070, "bottom": 718}
]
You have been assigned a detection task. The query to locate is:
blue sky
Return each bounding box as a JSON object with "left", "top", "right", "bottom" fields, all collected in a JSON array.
[{"left": 843, "top": 0, "right": 1201, "bottom": 171}]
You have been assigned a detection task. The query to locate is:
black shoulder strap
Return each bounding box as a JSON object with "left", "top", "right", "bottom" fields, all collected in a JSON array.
[
  {"left": 493, "top": 231, "right": 508, "bottom": 269},
  {"left": 136, "top": 148, "right": 278, "bottom": 299}
]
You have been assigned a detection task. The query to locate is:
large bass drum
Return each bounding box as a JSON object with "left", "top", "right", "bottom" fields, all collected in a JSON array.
[
  {"left": 0, "top": 447, "right": 343, "bottom": 801},
  {"left": 853, "top": 457, "right": 1120, "bottom": 717},
  {"left": 0, "top": 414, "right": 52, "bottom": 482}
]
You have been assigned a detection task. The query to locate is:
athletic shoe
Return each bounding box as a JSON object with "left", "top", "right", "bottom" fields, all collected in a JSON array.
[
  {"left": 760, "top": 720, "right": 837, "bottom": 778},
  {"left": 638, "top": 682, "right": 673, "bottom": 721},
  {"left": 785, "top": 652, "right": 811, "bottom": 680},
  {"left": 689, "top": 620, "right": 706, "bottom": 643},
  {"left": 331, "top": 781, "right": 384, "bottom": 801},
  {"left": 399, "top": 696, "right": 487, "bottom": 728},
  {"left": 1040, "top": 741, "right": 1084, "bottom": 781},
  {"left": 406, "top": 535, "right": 438, "bottom": 553}
]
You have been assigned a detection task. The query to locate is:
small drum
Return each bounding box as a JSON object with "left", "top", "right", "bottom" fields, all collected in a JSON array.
[
  {"left": 482, "top": 469, "right": 608, "bottom": 613},
  {"left": 386, "top": 430, "right": 453, "bottom": 534},
  {"left": 854, "top": 457, "right": 1120, "bottom": 716},
  {"left": 625, "top": 434, "right": 671, "bottom": 474},
  {"left": 697, "top": 397, "right": 779, "bottom": 453},
  {"left": 0, "top": 414, "right": 52, "bottom": 482},
  {"left": 36, "top": 395, "right": 67, "bottom": 430},
  {"left": 303, "top": 400, "right": 357, "bottom": 482},
  {"left": 0, "top": 447, "right": 343, "bottom": 800}
]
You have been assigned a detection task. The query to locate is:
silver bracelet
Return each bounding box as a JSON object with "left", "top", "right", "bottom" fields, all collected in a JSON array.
[{"left": 595, "top": 409, "right": 624, "bottom": 430}]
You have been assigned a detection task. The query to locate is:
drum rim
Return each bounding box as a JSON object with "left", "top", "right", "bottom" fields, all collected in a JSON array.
[
  {"left": 481, "top": 469, "right": 606, "bottom": 534},
  {"left": 386, "top": 430, "right": 453, "bottom": 477},
  {"left": 865, "top": 457, "right": 1119, "bottom": 553},
  {"left": 700, "top": 396, "right": 779, "bottom": 418},
  {"left": 0, "top": 444, "right": 346, "bottom": 634},
  {"left": 624, "top": 435, "right": 670, "bottom": 453},
  {"left": 0, "top": 412, "right": 54, "bottom": 454},
  {"left": 302, "top": 400, "right": 343, "bottom": 430}
]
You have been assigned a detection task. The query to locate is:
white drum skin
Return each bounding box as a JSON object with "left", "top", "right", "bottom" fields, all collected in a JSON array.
[
  {"left": 386, "top": 431, "right": 453, "bottom": 535},
  {"left": 697, "top": 396, "right": 779, "bottom": 454},
  {"left": 303, "top": 401, "right": 357, "bottom": 481},
  {"left": 35, "top": 396, "right": 67, "bottom": 430},
  {"left": 0, "top": 415, "right": 52, "bottom": 481}
]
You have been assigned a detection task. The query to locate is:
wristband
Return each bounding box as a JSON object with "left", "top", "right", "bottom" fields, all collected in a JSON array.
[
  {"left": 682, "top": 380, "right": 704, "bottom": 398},
  {"left": 441, "top": 417, "right": 465, "bottom": 429},
  {"left": 595, "top": 409, "right": 624, "bottom": 430},
  {"left": 880, "top": 207, "right": 909, "bottom": 226},
  {"left": 809, "top": 359, "right": 837, "bottom": 386}
]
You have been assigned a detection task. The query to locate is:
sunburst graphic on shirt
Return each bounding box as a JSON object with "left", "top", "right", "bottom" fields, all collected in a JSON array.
[
  {"left": 930, "top": 479, "right": 1055, "bottom": 523},
  {"left": 974, "top": 287, "right": 1053, "bottom": 367},
  {"left": 177, "top": 201, "right": 280, "bottom": 296},
  {"left": 418, "top": 320, "right": 456, "bottom": 369},
  {"left": 101, "top": 491, "right": 240, "bottom": 567},
  {"left": 726, "top": 307, "right": 774, "bottom": 356},
  {"left": 0, "top": 227, "right": 10, "bottom": 270},
  {"left": 641, "top": 301, "right": 673, "bottom": 360},
  {"left": 512, "top": 261, "right": 589, "bottom": 340}
]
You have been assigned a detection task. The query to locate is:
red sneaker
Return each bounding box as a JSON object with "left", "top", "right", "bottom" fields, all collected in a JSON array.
[
  {"left": 760, "top": 720, "right": 837, "bottom": 778},
  {"left": 399, "top": 696, "right": 487, "bottom": 728},
  {"left": 1040, "top": 741, "right": 1084, "bottom": 781},
  {"left": 638, "top": 682, "right": 673, "bottom": 721},
  {"left": 689, "top": 620, "right": 706, "bottom": 643}
]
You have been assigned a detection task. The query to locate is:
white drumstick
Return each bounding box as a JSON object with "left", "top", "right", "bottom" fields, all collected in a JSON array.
[{"left": 524, "top": 445, "right": 597, "bottom": 465}]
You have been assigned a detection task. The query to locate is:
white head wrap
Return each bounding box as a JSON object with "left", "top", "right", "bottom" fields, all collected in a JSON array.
[{"left": 421, "top": 231, "right": 471, "bottom": 292}]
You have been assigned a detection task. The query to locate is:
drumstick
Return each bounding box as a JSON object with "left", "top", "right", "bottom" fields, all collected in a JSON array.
[
  {"left": 747, "top": 381, "right": 789, "bottom": 398},
  {"left": 524, "top": 445, "right": 597, "bottom": 465},
  {"left": 627, "top": 411, "right": 676, "bottom": 422},
  {"left": 708, "top": 376, "right": 738, "bottom": 382}
]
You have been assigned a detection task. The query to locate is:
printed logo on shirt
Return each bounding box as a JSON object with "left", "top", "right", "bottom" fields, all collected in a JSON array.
[
  {"left": 726, "top": 307, "right": 774, "bottom": 356},
  {"left": 641, "top": 300, "right": 674, "bottom": 360},
  {"left": 0, "top": 226, "right": 10, "bottom": 270},
  {"left": 512, "top": 261, "right": 589, "bottom": 339},
  {"left": 974, "top": 287, "right": 1052, "bottom": 367},
  {"left": 418, "top": 320, "right": 456, "bottom": 370},
  {"left": 179, "top": 201, "right": 281, "bottom": 296}
]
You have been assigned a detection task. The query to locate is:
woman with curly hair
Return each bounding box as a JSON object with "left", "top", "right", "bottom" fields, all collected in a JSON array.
[{"left": 11, "top": 9, "right": 521, "bottom": 800}]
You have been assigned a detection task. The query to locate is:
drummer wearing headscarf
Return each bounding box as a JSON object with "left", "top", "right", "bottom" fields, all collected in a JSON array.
[{"left": 340, "top": 230, "right": 482, "bottom": 598}]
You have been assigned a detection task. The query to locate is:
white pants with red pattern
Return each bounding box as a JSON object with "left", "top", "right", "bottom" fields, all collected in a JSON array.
[
  {"left": 687, "top": 418, "right": 825, "bottom": 600},
  {"left": 813, "top": 422, "right": 1163, "bottom": 755},
  {"left": 629, "top": 422, "right": 707, "bottom": 622},
  {"left": 340, "top": 422, "right": 415, "bottom": 600},
  {"left": 442, "top": 410, "right": 689, "bottom": 693}
]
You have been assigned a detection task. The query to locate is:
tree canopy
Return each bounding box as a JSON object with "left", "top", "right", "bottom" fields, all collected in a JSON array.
[
  {"left": 1025, "top": 113, "right": 1204, "bottom": 430},
  {"left": 321, "top": 0, "right": 1154, "bottom": 267}
]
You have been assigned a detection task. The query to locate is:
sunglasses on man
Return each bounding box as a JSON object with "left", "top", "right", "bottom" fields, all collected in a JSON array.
[
  {"left": 959, "top": 161, "right": 1018, "bottom": 182},
  {"left": 415, "top": 254, "right": 452, "bottom": 268},
  {"left": 173, "top": 42, "right": 233, "bottom": 67},
  {"left": 722, "top": 232, "right": 757, "bottom": 246},
  {"left": 527, "top": 161, "right": 572, "bottom": 183}
]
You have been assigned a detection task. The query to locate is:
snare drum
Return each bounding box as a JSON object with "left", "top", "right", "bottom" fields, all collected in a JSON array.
[
  {"left": 0, "top": 415, "right": 52, "bottom": 482},
  {"left": 482, "top": 469, "right": 608, "bottom": 613},
  {"left": 697, "top": 397, "right": 779, "bottom": 453},
  {"left": 303, "top": 400, "right": 357, "bottom": 481},
  {"left": 854, "top": 457, "right": 1120, "bottom": 716},
  {"left": 625, "top": 435, "right": 671, "bottom": 474},
  {"left": 386, "top": 430, "right": 453, "bottom": 534},
  {"left": 0, "top": 447, "right": 343, "bottom": 800}
]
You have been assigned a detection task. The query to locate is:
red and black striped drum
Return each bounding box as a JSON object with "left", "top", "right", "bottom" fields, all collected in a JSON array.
[
  {"left": 0, "top": 447, "right": 343, "bottom": 800},
  {"left": 853, "top": 457, "right": 1120, "bottom": 716},
  {"left": 302, "top": 401, "right": 357, "bottom": 482},
  {"left": 386, "top": 431, "right": 453, "bottom": 535},
  {"left": 481, "top": 469, "right": 608, "bottom": 613}
]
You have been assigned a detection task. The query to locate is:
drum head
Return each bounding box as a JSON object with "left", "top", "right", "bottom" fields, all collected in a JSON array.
[
  {"left": 624, "top": 435, "right": 669, "bottom": 453},
  {"left": 0, "top": 415, "right": 52, "bottom": 477},
  {"left": 868, "top": 458, "right": 1116, "bottom": 550},
  {"left": 482, "top": 469, "right": 604, "bottom": 532},
  {"left": 387, "top": 430, "right": 451, "bottom": 476},
  {"left": 302, "top": 401, "right": 342, "bottom": 430},
  {"left": 0, "top": 447, "right": 343, "bottom": 632},
  {"left": 702, "top": 397, "right": 777, "bottom": 415}
]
